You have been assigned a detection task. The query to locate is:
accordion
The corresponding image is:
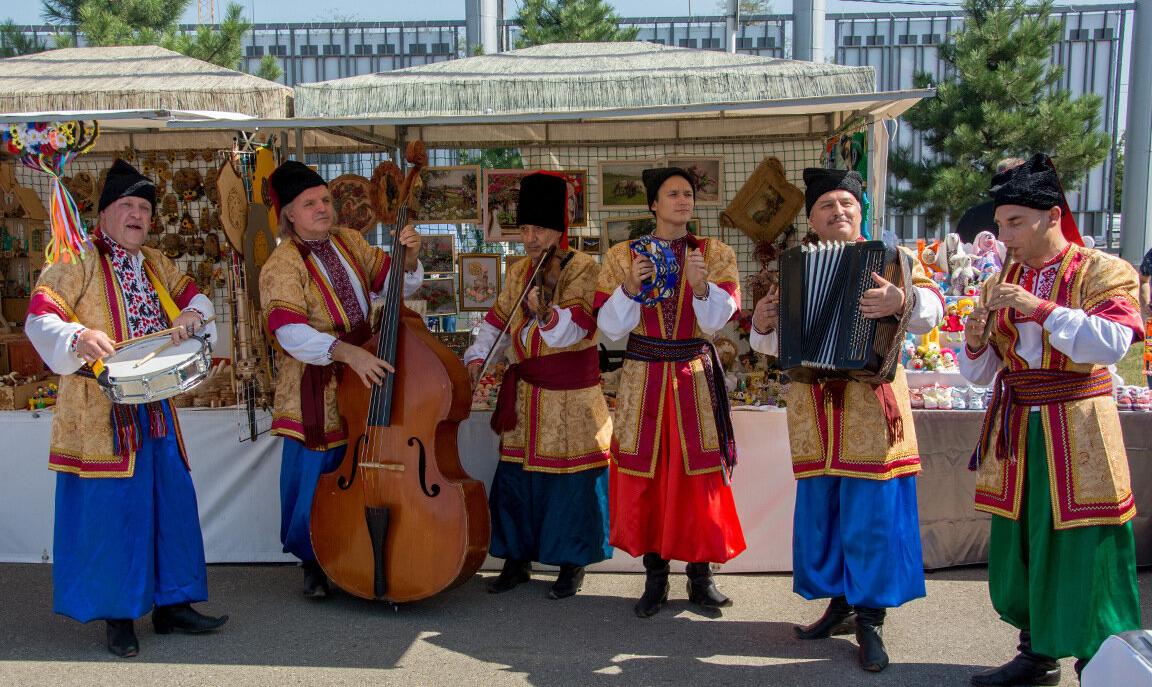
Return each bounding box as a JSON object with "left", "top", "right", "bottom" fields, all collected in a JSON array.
[{"left": 777, "top": 240, "right": 913, "bottom": 382}]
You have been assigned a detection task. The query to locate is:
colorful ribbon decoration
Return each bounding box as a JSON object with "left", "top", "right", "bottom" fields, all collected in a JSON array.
[
  {"left": 2, "top": 120, "right": 101, "bottom": 264},
  {"left": 628, "top": 236, "right": 680, "bottom": 305}
]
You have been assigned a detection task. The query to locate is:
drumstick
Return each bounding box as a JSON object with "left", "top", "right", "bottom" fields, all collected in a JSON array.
[
  {"left": 979, "top": 249, "right": 1014, "bottom": 346},
  {"left": 130, "top": 316, "right": 217, "bottom": 368}
]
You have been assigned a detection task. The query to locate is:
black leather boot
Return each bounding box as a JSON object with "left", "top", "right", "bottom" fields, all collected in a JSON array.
[
  {"left": 301, "top": 559, "right": 330, "bottom": 599},
  {"left": 794, "top": 596, "right": 857, "bottom": 640},
  {"left": 685, "top": 562, "right": 732, "bottom": 609},
  {"left": 634, "top": 553, "right": 670, "bottom": 618},
  {"left": 151, "top": 603, "right": 228, "bottom": 634},
  {"left": 488, "top": 559, "right": 531, "bottom": 593},
  {"left": 548, "top": 565, "right": 585, "bottom": 600},
  {"left": 970, "top": 630, "right": 1061, "bottom": 686},
  {"left": 855, "top": 606, "right": 889, "bottom": 672},
  {"left": 105, "top": 619, "right": 139, "bottom": 658}
]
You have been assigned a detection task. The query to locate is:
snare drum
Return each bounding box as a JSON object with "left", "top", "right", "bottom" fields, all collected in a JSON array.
[{"left": 98, "top": 336, "right": 212, "bottom": 404}]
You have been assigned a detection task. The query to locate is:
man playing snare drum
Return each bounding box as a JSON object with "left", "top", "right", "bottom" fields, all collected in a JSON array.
[{"left": 25, "top": 159, "right": 227, "bottom": 658}]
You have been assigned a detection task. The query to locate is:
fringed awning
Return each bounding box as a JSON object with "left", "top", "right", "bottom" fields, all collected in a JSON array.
[
  {"left": 294, "top": 42, "right": 875, "bottom": 119},
  {"left": 0, "top": 46, "right": 292, "bottom": 119}
]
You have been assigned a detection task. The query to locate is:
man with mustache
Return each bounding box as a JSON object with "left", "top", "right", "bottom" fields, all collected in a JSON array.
[{"left": 750, "top": 167, "right": 943, "bottom": 672}]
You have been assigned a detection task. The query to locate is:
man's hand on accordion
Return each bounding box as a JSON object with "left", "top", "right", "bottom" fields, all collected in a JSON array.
[
  {"left": 859, "top": 272, "right": 905, "bottom": 319},
  {"left": 752, "top": 286, "right": 779, "bottom": 334}
]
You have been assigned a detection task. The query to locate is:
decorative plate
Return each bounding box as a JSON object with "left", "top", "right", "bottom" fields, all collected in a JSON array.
[
  {"left": 369, "top": 162, "right": 403, "bottom": 227},
  {"left": 329, "top": 174, "right": 377, "bottom": 234}
]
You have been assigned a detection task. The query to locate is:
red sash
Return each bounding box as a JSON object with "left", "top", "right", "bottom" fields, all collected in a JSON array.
[{"left": 491, "top": 347, "right": 600, "bottom": 434}]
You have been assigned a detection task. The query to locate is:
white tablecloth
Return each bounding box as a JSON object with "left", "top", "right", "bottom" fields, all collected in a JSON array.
[{"left": 0, "top": 406, "right": 796, "bottom": 572}]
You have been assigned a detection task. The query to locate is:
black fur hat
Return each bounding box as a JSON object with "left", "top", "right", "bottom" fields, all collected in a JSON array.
[
  {"left": 802, "top": 167, "right": 863, "bottom": 216},
  {"left": 989, "top": 153, "right": 1064, "bottom": 211},
  {"left": 268, "top": 160, "right": 327, "bottom": 215},
  {"left": 98, "top": 159, "right": 155, "bottom": 213},
  {"left": 516, "top": 172, "right": 568, "bottom": 232}
]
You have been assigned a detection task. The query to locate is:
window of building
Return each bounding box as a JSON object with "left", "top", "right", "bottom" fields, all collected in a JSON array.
[
  {"left": 921, "top": 34, "right": 940, "bottom": 44},
  {"left": 648, "top": 38, "right": 666, "bottom": 45},
  {"left": 1094, "top": 27, "right": 1115, "bottom": 40},
  {"left": 866, "top": 35, "right": 885, "bottom": 46},
  {"left": 898, "top": 34, "right": 915, "bottom": 45},
  {"left": 409, "top": 43, "right": 428, "bottom": 54},
  {"left": 431, "top": 42, "right": 451, "bottom": 53},
  {"left": 245, "top": 45, "right": 265, "bottom": 57},
  {"left": 737, "top": 37, "right": 753, "bottom": 49},
  {"left": 1068, "top": 29, "right": 1090, "bottom": 40},
  {"left": 702, "top": 38, "right": 720, "bottom": 49},
  {"left": 300, "top": 44, "right": 318, "bottom": 56},
  {"left": 323, "top": 44, "right": 341, "bottom": 56},
  {"left": 843, "top": 35, "right": 862, "bottom": 46},
  {"left": 269, "top": 45, "right": 287, "bottom": 56},
  {"left": 758, "top": 37, "right": 776, "bottom": 48},
  {"left": 378, "top": 43, "right": 396, "bottom": 55},
  {"left": 354, "top": 44, "right": 371, "bottom": 55},
  {"left": 678, "top": 38, "right": 698, "bottom": 48}
]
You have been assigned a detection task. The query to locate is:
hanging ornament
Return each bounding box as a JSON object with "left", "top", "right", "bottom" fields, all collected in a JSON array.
[{"left": 1, "top": 120, "right": 101, "bottom": 263}]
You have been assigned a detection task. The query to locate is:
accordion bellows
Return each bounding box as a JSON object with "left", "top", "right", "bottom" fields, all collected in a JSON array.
[{"left": 777, "top": 240, "right": 912, "bottom": 382}]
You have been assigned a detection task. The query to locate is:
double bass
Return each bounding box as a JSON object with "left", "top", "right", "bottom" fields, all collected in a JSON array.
[{"left": 310, "top": 141, "right": 490, "bottom": 602}]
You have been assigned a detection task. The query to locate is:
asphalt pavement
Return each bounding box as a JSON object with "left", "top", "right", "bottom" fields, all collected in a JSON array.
[{"left": 0, "top": 563, "right": 1148, "bottom": 686}]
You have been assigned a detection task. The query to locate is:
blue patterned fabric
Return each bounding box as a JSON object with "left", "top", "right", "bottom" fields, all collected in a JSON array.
[
  {"left": 488, "top": 461, "right": 612, "bottom": 567},
  {"left": 792, "top": 474, "right": 926, "bottom": 609},
  {"left": 53, "top": 401, "right": 207, "bottom": 622}
]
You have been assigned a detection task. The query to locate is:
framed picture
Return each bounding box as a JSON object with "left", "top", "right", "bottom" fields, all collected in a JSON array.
[
  {"left": 578, "top": 236, "right": 603, "bottom": 255},
  {"left": 411, "top": 277, "right": 457, "bottom": 316},
  {"left": 664, "top": 156, "right": 724, "bottom": 206},
  {"left": 598, "top": 159, "right": 660, "bottom": 210},
  {"left": 434, "top": 331, "right": 473, "bottom": 359},
  {"left": 458, "top": 253, "right": 501, "bottom": 311},
  {"left": 415, "top": 165, "right": 481, "bottom": 224},
  {"left": 418, "top": 233, "right": 456, "bottom": 274},
  {"left": 604, "top": 215, "right": 700, "bottom": 247},
  {"left": 482, "top": 169, "right": 588, "bottom": 240}
]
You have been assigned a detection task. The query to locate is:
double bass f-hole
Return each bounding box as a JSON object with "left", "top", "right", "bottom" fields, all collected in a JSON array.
[
  {"left": 409, "top": 437, "right": 441, "bottom": 498},
  {"left": 337, "top": 433, "right": 441, "bottom": 500},
  {"left": 338, "top": 433, "right": 365, "bottom": 490}
]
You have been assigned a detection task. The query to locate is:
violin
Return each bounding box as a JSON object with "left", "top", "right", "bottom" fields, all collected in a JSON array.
[
  {"left": 309, "top": 140, "right": 490, "bottom": 602},
  {"left": 532, "top": 246, "right": 570, "bottom": 319}
]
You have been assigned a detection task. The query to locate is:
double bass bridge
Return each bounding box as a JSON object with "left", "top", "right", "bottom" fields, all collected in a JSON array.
[
  {"left": 360, "top": 462, "right": 405, "bottom": 471},
  {"left": 340, "top": 433, "right": 441, "bottom": 499}
]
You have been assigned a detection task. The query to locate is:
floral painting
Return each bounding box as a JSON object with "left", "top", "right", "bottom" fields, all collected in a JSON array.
[
  {"left": 411, "top": 277, "right": 457, "bottom": 316},
  {"left": 663, "top": 156, "right": 724, "bottom": 206},
  {"left": 418, "top": 233, "right": 456, "bottom": 274},
  {"left": 458, "top": 253, "right": 501, "bottom": 311},
  {"left": 415, "top": 165, "right": 480, "bottom": 224},
  {"left": 482, "top": 169, "right": 587, "bottom": 239}
]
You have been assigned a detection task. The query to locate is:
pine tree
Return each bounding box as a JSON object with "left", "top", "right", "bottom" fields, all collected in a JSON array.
[
  {"left": 34, "top": 0, "right": 258, "bottom": 72},
  {"left": 515, "top": 0, "right": 639, "bottom": 47},
  {"left": 888, "top": 0, "right": 1109, "bottom": 233},
  {"left": 0, "top": 20, "right": 47, "bottom": 57}
]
